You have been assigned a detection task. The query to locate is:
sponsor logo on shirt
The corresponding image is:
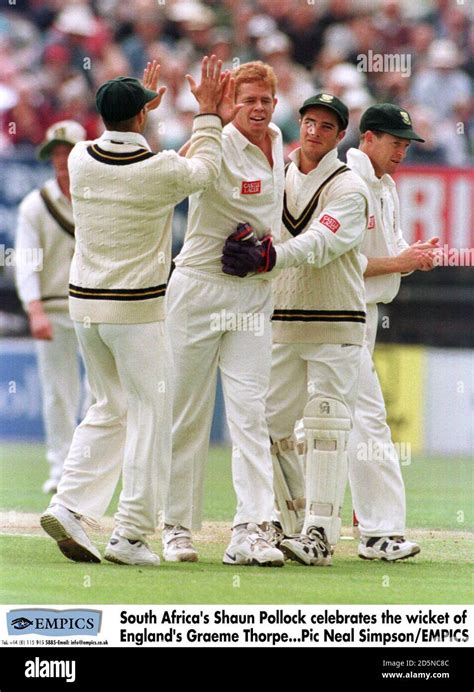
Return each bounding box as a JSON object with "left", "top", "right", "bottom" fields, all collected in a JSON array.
[
  {"left": 241, "top": 180, "right": 261, "bottom": 195},
  {"left": 319, "top": 214, "right": 340, "bottom": 233},
  {"left": 367, "top": 215, "right": 375, "bottom": 229}
]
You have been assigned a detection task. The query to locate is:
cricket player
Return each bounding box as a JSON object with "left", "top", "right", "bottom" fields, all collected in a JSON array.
[
  {"left": 346, "top": 103, "right": 438, "bottom": 560},
  {"left": 222, "top": 93, "right": 371, "bottom": 566},
  {"left": 15, "top": 120, "right": 88, "bottom": 494},
  {"left": 41, "top": 57, "right": 227, "bottom": 566},
  {"left": 162, "top": 61, "right": 286, "bottom": 567}
]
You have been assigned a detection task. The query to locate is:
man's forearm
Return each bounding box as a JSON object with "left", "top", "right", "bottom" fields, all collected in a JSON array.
[{"left": 364, "top": 256, "right": 401, "bottom": 277}]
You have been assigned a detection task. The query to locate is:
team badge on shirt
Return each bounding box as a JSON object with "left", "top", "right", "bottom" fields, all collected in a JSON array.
[
  {"left": 241, "top": 180, "right": 261, "bottom": 195},
  {"left": 319, "top": 213, "right": 340, "bottom": 233},
  {"left": 367, "top": 215, "right": 376, "bottom": 229}
]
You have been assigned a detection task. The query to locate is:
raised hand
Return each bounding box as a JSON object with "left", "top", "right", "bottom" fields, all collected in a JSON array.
[
  {"left": 142, "top": 60, "right": 167, "bottom": 111},
  {"left": 185, "top": 55, "right": 224, "bottom": 114},
  {"left": 217, "top": 75, "right": 244, "bottom": 125}
]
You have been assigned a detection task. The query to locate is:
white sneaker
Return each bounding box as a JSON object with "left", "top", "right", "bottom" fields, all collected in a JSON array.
[
  {"left": 358, "top": 535, "right": 420, "bottom": 561},
  {"left": 265, "top": 521, "right": 286, "bottom": 550},
  {"left": 40, "top": 504, "right": 101, "bottom": 563},
  {"left": 280, "top": 526, "right": 332, "bottom": 566},
  {"left": 223, "top": 523, "right": 284, "bottom": 567},
  {"left": 42, "top": 478, "right": 58, "bottom": 494},
  {"left": 163, "top": 524, "right": 198, "bottom": 562},
  {"left": 104, "top": 532, "right": 160, "bottom": 566}
]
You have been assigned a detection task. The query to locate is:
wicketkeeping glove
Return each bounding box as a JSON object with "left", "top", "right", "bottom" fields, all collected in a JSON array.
[{"left": 221, "top": 223, "right": 276, "bottom": 277}]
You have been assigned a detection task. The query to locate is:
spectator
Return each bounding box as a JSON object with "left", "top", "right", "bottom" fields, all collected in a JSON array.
[{"left": 410, "top": 39, "right": 472, "bottom": 120}]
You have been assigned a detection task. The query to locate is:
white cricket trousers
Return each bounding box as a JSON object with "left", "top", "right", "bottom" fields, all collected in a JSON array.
[
  {"left": 36, "top": 312, "right": 85, "bottom": 484},
  {"left": 266, "top": 341, "right": 362, "bottom": 499},
  {"left": 347, "top": 303, "right": 407, "bottom": 537},
  {"left": 164, "top": 267, "right": 275, "bottom": 531},
  {"left": 54, "top": 320, "right": 172, "bottom": 541}
]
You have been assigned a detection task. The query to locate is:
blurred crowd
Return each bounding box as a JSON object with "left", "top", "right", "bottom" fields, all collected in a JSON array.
[{"left": 0, "top": 0, "right": 473, "bottom": 165}]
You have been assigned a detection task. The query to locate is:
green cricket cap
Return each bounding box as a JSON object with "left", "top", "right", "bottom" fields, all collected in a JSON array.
[
  {"left": 299, "top": 93, "right": 349, "bottom": 129},
  {"left": 95, "top": 76, "right": 158, "bottom": 122},
  {"left": 360, "top": 103, "right": 425, "bottom": 142}
]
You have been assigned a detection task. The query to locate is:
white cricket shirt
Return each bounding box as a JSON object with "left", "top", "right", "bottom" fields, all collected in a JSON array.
[
  {"left": 15, "top": 178, "right": 75, "bottom": 313},
  {"left": 346, "top": 148, "right": 409, "bottom": 305},
  {"left": 174, "top": 121, "right": 285, "bottom": 276}
]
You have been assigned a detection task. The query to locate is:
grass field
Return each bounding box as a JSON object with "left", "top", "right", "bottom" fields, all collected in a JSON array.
[{"left": 0, "top": 443, "right": 472, "bottom": 605}]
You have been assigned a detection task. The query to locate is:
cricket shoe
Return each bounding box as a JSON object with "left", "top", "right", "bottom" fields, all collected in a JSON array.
[
  {"left": 40, "top": 503, "right": 101, "bottom": 563},
  {"left": 223, "top": 523, "right": 284, "bottom": 567},
  {"left": 358, "top": 535, "right": 420, "bottom": 561},
  {"left": 104, "top": 532, "right": 160, "bottom": 566},
  {"left": 280, "top": 526, "right": 332, "bottom": 566},
  {"left": 265, "top": 521, "right": 286, "bottom": 550},
  {"left": 162, "top": 524, "right": 198, "bottom": 562}
]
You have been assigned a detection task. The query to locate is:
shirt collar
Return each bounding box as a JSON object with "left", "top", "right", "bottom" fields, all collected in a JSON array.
[
  {"left": 289, "top": 146, "right": 340, "bottom": 177},
  {"left": 346, "top": 147, "right": 395, "bottom": 188},
  {"left": 99, "top": 130, "right": 151, "bottom": 151},
  {"left": 225, "top": 122, "right": 280, "bottom": 151}
]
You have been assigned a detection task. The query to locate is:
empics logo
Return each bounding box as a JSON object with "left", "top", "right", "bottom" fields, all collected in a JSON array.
[
  {"left": 25, "top": 657, "right": 76, "bottom": 683},
  {"left": 7, "top": 608, "right": 101, "bottom": 636},
  {"left": 11, "top": 617, "right": 34, "bottom": 630}
]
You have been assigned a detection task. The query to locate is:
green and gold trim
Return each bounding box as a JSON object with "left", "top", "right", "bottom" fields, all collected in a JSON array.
[
  {"left": 86, "top": 144, "right": 155, "bottom": 166},
  {"left": 272, "top": 308, "right": 366, "bottom": 324},
  {"left": 69, "top": 283, "right": 166, "bottom": 301},
  {"left": 283, "top": 165, "right": 349, "bottom": 237},
  {"left": 40, "top": 187, "right": 75, "bottom": 238}
]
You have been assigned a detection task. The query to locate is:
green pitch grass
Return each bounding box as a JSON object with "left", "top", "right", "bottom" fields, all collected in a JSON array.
[{"left": 0, "top": 443, "right": 472, "bottom": 605}]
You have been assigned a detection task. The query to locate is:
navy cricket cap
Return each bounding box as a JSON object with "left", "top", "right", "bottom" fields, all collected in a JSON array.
[
  {"left": 360, "top": 103, "right": 425, "bottom": 142},
  {"left": 95, "top": 77, "right": 158, "bottom": 122},
  {"left": 299, "top": 93, "right": 349, "bottom": 130}
]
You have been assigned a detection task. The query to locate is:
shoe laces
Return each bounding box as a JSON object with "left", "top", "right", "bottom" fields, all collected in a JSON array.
[
  {"left": 307, "top": 526, "right": 328, "bottom": 543},
  {"left": 72, "top": 511, "right": 101, "bottom": 531},
  {"left": 166, "top": 524, "right": 192, "bottom": 542},
  {"left": 171, "top": 536, "right": 194, "bottom": 549},
  {"left": 294, "top": 534, "right": 316, "bottom": 548},
  {"left": 244, "top": 523, "right": 272, "bottom": 549},
  {"left": 306, "top": 526, "right": 331, "bottom": 554},
  {"left": 266, "top": 522, "right": 285, "bottom": 545}
]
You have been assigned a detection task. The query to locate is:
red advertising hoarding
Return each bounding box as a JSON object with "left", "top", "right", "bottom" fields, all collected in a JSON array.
[{"left": 395, "top": 167, "right": 474, "bottom": 250}]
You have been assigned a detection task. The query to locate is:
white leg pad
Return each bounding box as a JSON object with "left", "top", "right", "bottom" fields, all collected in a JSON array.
[
  {"left": 303, "top": 396, "right": 352, "bottom": 546},
  {"left": 271, "top": 438, "right": 305, "bottom": 535}
]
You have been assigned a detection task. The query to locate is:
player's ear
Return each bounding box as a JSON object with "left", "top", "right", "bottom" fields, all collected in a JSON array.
[{"left": 137, "top": 107, "right": 147, "bottom": 128}]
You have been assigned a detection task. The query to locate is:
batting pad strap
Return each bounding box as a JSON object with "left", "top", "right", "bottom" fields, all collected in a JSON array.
[
  {"left": 270, "top": 438, "right": 295, "bottom": 455},
  {"left": 309, "top": 502, "right": 333, "bottom": 517},
  {"left": 270, "top": 438, "right": 307, "bottom": 455},
  {"left": 281, "top": 497, "right": 306, "bottom": 512},
  {"left": 304, "top": 416, "right": 352, "bottom": 433}
]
